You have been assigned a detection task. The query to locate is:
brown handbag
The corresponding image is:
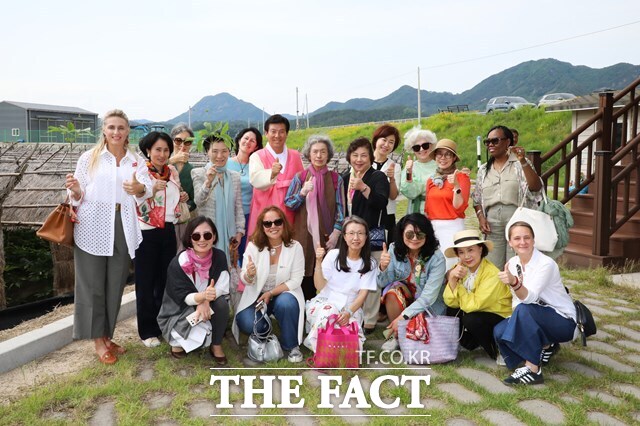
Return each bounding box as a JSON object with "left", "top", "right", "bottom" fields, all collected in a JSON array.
[{"left": 36, "top": 200, "right": 75, "bottom": 247}]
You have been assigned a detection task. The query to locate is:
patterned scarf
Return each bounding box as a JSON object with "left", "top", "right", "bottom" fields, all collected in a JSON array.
[
  {"left": 431, "top": 166, "right": 456, "bottom": 189},
  {"left": 305, "top": 165, "right": 332, "bottom": 249},
  {"left": 146, "top": 161, "right": 170, "bottom": 181},
  {"left": 181, "top": 248, "right": 212, "bottom": 282}
]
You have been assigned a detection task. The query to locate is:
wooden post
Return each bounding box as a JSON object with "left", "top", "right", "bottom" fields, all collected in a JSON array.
[
  {"left": 593, "top": 151, "right": 612, "bottom": 256},
  {"left": 598, "top": 92, "right": 614, "bottom": 152},
  {"left": 527, "top": 150, "right": 543, "bottom": 189}
]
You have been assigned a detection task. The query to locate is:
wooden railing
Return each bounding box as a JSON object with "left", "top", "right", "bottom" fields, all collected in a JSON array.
[{"left": 529, "top": 75, "right": 640, "bottom": 258}]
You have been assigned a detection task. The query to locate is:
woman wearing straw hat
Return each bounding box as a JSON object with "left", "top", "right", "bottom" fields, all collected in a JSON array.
[
  {"left": 425, "top": 139, "right": 470, "bottom": 269},
  {"left": 443, "top": 229, "right": 512, "bottom": 361}
]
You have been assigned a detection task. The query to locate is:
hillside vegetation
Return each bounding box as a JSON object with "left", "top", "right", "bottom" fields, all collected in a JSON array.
[{"left": 286, "top": 107, "right": 572, "bottom": 175}]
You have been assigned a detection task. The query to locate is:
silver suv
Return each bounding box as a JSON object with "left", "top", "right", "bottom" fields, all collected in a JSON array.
[{"left": 485, "top": 96, "right": 535, "bottom": 113}]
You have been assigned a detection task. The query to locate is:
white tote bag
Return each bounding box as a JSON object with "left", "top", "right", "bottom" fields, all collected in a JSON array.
[{"left": 505, "top": 192, "right": 558, "bottom": 252}]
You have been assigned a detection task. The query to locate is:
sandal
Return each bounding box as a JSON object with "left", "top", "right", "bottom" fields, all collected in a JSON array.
[
  {"left": 98, "top": 350, "right": 118, "bottom": 365},
  {"left": 104, "top": 339, "right": 126, "bottom": 355}
]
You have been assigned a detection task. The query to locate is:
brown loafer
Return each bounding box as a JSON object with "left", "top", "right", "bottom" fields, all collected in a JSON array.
[{"left": 170, "top": 348, "right": 187, "bottom": 359}]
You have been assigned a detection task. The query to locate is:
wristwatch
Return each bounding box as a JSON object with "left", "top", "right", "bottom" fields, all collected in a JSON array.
[
  {"left": 453, "top": 188, "right": 461, "bottom": 194},
  {"left": 402, "top": 314, "right": 410, "bottom": 320}
]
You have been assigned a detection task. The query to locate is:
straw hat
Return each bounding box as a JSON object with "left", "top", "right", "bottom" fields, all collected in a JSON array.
[
  {"left": 428, "top": 138, "right": 459, "bottom": 161},
  {"left": 444, "top": 229, "right": 494, "bottom": 258}
]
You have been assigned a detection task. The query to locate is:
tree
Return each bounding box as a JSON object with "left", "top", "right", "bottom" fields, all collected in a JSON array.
[
  {"left": 197, "top": 122, "right": 234, "bottom": 153},
  {"left": 47, "top": 123, "right": 94, "bottom": 166}
]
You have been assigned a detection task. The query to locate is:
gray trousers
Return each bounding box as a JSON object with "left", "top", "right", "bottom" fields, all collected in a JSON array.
[
  {"left": 73, "top": 214, "right": 130, "bottom": 340},
  {"left": 485, "top": 204, "right": 517, "bottom": 270}
]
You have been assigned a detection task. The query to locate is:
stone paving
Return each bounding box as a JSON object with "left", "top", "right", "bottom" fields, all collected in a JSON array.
[{"left": 7, "top": 281, "right": 640, "bottom": 425}]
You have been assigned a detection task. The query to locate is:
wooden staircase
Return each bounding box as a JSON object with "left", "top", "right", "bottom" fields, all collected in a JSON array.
[{"left": 529, "top": 76, "right": 640, "bottom": 267}]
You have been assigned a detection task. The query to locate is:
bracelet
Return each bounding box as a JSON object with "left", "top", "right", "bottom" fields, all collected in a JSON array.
[
  {"left": 520, "top": 161, "right": 529, "bottom": 168},
  {"left": 510, "top": 276, "right": 520, "bottom": 288},
  {"left": 137, "top": 187, "right": 146, "bottom": 197},
  {"left": 512, "top": 283, "right": 522, "bottom": 292},
  {"left": 343, "top": 307, "right": 354, "bottom": 316}
]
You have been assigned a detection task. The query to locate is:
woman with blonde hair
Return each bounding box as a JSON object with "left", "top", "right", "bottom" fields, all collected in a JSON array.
[{"left": 65, "top": 109, "right": 152, "bottom": 364}]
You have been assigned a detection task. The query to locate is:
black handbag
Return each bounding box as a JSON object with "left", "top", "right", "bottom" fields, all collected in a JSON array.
[{"left": 574, "top": 300, "right": 596, "bottom": 346}]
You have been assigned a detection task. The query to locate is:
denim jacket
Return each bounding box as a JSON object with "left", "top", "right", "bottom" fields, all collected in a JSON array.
[{"left": 377, "top": 243, "right": 447, "bottom": 317}]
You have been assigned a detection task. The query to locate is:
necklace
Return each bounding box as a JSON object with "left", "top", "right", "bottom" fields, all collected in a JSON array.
[{"left": 269, "top": 244, "right": 282, "bottom": 256}]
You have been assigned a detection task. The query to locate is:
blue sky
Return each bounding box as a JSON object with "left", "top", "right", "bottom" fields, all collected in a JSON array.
[{"left": 1, "top": 0, "right": 639, "bottom": 121}]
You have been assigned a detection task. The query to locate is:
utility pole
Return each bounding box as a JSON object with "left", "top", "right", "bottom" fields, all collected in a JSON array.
[
  {"left": 295, "top": 87, "right": 300, "bottom": 130},
  {"left": 262, "top": 108, "right": 265, "bottom": 133},
  {"left": 188, "top": 106, "right": 192, "bottom": 128},
  {"left": 417, "top": 67, "right": 421, "bottom": 125},
  {"left": 305, "top": 94, "right": 310, "bottom": 129}
]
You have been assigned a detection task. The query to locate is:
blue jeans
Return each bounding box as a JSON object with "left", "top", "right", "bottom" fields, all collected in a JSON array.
[
  {"left": 494, "top": 303, "right": 576, "bottom": 369},
  {"left": 235, "top": 292, "right": 300, "bottom": 350}
]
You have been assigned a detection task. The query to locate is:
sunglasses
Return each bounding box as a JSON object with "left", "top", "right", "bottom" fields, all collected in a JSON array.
[
  {"left": 483, "top": 137, "right": 509, "bottom": 146},
  {"left": 191, "top": 231, "right": 214, "bottom": 241},
  {"left": 411, "top": 142, "right": 431, "bottom": 152},
  {"left": 262, "top": 218, "right": 284, "bottom": 228},
  {"left": 404, "top": 230, "right": 427, "bottom": 240},
  {"left": 174, "top": 138, "right": 193, "bottom": 146}
]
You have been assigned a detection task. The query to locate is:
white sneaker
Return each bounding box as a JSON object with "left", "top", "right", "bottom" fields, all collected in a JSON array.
[
  {"left": 142, "top": 337, "right": 161, "bottom": 348},
  {"left": 287, "top": 346, "right": 304, "bottom": 363},
  {"left": 496, "top": 353, "right": 506, "bottom": 366},
  {"left": 381, "top": 336, "right": 399, "bottom": 351}
]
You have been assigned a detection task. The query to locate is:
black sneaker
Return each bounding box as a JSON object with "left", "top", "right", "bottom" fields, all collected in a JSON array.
[
  {"left": 504, "top": 366, "right": 544, "bottom": 385},
  {"left": 540, "top": 343, "right": 560, "bottom": 365}
]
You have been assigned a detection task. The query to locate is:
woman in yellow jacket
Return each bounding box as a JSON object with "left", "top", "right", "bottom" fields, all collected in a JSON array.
[{"left": 444, "top": 230, "right": 512, "bottom": 361}]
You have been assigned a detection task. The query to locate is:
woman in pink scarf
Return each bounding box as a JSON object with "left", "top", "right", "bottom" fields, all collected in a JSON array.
[{"left": 285, "top": 135, "right": 345, "bottom": 301}]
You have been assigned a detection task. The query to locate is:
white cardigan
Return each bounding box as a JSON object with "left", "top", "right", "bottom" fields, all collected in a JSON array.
[{"left": 232, "top": 240, "right": 305, "bottom": 344}]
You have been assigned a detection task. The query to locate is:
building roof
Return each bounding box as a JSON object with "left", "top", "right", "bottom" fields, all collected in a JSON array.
[
  {"left": 545, "top": 92, "right": 631, "bottom": 112},
  {"left": 1, "top": 101, "right": 97, "bottom": 115}
]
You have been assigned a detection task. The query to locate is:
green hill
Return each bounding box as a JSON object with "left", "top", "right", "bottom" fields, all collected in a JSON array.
[{"left": 286, "top": 107, "right": 572, "bottom": 177}]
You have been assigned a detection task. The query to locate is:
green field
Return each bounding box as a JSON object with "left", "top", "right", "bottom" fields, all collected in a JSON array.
[{"left": 285, "top": 107, "right": 572, "bottom": 176}]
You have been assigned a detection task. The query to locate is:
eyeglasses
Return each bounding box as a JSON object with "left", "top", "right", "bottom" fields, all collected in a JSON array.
[
  {"left": 262, "top": 218, "right": 284, "bottom": 228},
  {"left": 345, "top": 231, "right": 367, "bottom": 238},
  {"left": 483, "top": 137, "right": 508, "bottom": 146},
  {"left": 435, "top": 151, "right": 455, "bottom": 159},
  {"left": 191, "top": 232, "right": 213, "bottom": 241},
  {"left": 404, "top": 230, "right": 427, "bottom": 240},
  {"left": 174, "top": 138, "right": 193, "bottom": 146},
  {"left": 411, "top": 142, "right": 431, "bottom": 152}
]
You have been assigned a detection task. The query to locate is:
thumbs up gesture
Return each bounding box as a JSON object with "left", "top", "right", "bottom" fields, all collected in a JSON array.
[
  {"left": 447, "top": 169, "right": 459, "bottom": 185},
  {"left": 379, "top": 242, "right": 391, "bottom": 272},
  {"left": 123, "top": 171, "right": 143, "bottom": 196},
  {"left": 245, "top": 255, "right": 257, "bottom": 282},
  {"left": 497, "top": 262, "right": 515, "bottom": 286},
  {"left": 315, "top": 243, "right": 326, "bottom": 263},
  {"left": 271, "top": 157, "right": 283, "bottom": 179},
  {"left": 203, "top": 279, "right": 216, "bottom": 301},
  {"left": 405, "top": 155, "right": 414, "bottom": 173},
  {"left": 300, "top": 176, "right": 315, "bottom": 197},
  {"left": 386, "top": 162, "right": 395, "bottom": 179}
]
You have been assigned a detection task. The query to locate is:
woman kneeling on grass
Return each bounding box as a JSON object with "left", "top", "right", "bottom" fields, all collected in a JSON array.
[
  {"left": 157, "top": 216, "right": 230, "bottom": 365},
  {"left": 443, "top": 230, "right": 512, "bottom": 361},
  {"left": 304, "top": 216, "right": 378, "bottom": 352},
  {"left": 494, "top": 221, "right": 576, "bottom": 385}
]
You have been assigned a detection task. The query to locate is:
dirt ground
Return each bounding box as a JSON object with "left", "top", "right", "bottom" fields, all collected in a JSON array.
[{"left": 0, "top": 287, "right": 138, "bottom": 406}]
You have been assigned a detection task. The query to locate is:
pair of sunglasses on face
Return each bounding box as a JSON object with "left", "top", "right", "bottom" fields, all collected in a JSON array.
[
  {"left": 262, "top": 218, "right": 284, "bottom": 228},
  {"left": 191, "top": 232, "right": 213, "bottom": 241}
]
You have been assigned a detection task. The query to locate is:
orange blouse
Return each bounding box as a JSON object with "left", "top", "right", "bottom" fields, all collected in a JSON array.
[{"left": 425, "top": 172, "right": 470, "bottom": 220}]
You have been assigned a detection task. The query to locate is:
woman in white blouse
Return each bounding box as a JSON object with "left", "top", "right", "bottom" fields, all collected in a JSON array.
[
  {"left": 234, "top": 206, "right": 305, "bottom": 363},
  {"left": 494, "top": 221, "right": 576, "bottom": 385},
  {"left": 65, "top": 109, "right": 152, "bottom": 365}
]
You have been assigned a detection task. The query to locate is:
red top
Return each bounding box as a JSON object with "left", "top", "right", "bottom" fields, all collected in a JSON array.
[{"left": 425, "top": 172, "right": 470, "bottom": 219}]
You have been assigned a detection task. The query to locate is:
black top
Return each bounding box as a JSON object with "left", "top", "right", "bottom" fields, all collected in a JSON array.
[{"left": 342, "top": 167, "right": 390, "bottom": 228}]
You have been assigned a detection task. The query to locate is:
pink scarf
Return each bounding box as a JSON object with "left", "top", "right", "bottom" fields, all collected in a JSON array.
[
  {"left": 181, "top": 248, "right": 212, "bottom": 282},
  {"left": 306, "top": 166, "right": 332, "bottom": 249}
]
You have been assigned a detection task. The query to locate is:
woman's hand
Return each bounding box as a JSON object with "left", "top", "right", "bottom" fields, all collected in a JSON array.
[
  {"left": 337, "top": 310, "right": 351, "bottom": 326},
  {"left": 387, "top": 316, "right": 401, "bottom": 336},
  {"left": 245, "top": 255, "right": 256, "bottom": 281},
  {"left": 405, "top": 156, "right": 414, "bottom": 175},
  {"left": 478, "top": 215, "right": 491, "bottom": 234},
  {"left": 179, "top": 191, "right": 188, "bottom": 202},
  {"left": 195, "top": 302, "right": 212, "bottom": 321},
  {"left": 379, "top": 242, "right": 391, "bottom": 271},
  {"left": 498, "top": 262, "right": 516, "bottom": 286},
  {"left": 386, "top": 162, "right": 395, "bottom": 179},
  {"left": 349, "top": 175, "right": 365, "bottom": 192},
  {"left": 152, "top": 179, "right": 167, "bottom": 194},
  {"left": 170, "top": 150, "right": 189, "bottom": 165},
  {"left": 300, "top": 177, "right": 315, "bottom": 197},
  {"left": 65, "top": 173, "right": 82, "bottom": 199},
  {"left": 205, "top": 166, "right": 217, "bottom": 185},
  {"left": 326, "top": 229, "right": 341, "bottom": 250},
  {"left": 257, "top": 291, "right": 272, "bottom": 305},
  {"left": 315, "top": 245, "right": 326, "bottom": 263},
  {"left": 447, "top": 169, "right": 459, "bottom": 185},
  {"left": 449, "top": 263, "right": 467, "bottom": 282},
  {"left": 201, "top": 279, "right": 216, "bottom": 301},
  {"left": 511, "top": 146, "right": 526, "bottom": 162},
  {"left": 123, "top": 172, "right": 145, "bottom": 196}
]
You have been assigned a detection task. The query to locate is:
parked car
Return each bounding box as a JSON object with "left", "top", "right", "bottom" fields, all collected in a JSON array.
[
  {"left": 485, "top": 96, "right": 535, "bottom": 113},
  {"left": 538, "top": 93, "right": 576, "bottom": 107}
]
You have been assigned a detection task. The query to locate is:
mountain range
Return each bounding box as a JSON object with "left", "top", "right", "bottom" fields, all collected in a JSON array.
[{"left": 160, "top": 59, "right": 640, "bottom": 127}]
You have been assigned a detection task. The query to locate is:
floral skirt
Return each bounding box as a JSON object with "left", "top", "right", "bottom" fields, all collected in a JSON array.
[
  {"left": 381, "top": 281, "right": 416, "bottom": 312},
  {"left": 303, "top": 297, "right": 365, "bottom": 353}
]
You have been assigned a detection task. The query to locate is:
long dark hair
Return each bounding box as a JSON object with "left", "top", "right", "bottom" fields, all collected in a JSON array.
[
  {"left": 335, "top": 216, "right": 372, "bottom": 274},
  {"left": 486, "top": 125, "right": 514, "bottom": 169},
  {"left": 234, "top": 127, "right": 263, "bottom": 155},
  {"left": 393, "top": 213, "right": 439, "bottom": 261}
]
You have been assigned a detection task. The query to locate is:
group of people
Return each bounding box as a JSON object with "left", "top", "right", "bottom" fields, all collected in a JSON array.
[{"left": 65, "top": 109, "right": 577, "bottom": 385}]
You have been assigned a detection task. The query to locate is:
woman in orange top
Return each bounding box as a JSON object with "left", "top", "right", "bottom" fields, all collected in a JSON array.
[{"left": 425, "top": 139, "right": 470, "bottom": 269}]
